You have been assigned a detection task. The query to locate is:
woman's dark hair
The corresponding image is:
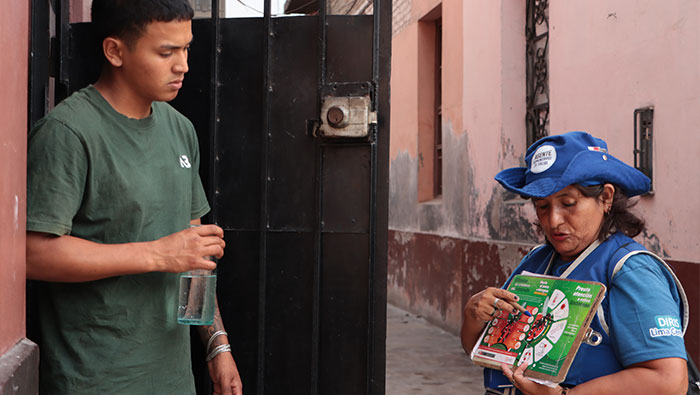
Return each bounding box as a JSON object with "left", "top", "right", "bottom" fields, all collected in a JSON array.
[
  {"left": 576, "top": 183, "right": 646, "bottom": 240},
  {"left": 91, "top": 0, "right": 194, "bottom": 47}
]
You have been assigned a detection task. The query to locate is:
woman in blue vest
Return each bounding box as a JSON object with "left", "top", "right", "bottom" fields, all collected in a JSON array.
[{"left": 460, "top": 132, "right": 688, "bottom": 395}]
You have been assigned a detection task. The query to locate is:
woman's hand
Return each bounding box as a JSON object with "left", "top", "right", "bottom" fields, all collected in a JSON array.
[
  {"left": 465, "top": 287, "right": 523, "bottom": 322},
  {"left": 501, "top": 362, "right": 562, "bottom": 395},
  {"left": 460, "top": 287, "right": 522, "bottom": 353}
]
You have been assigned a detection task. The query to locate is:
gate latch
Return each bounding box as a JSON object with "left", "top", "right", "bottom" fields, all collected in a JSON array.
[{"left": 318, "top": 95, "right": 377, "bottom": 138}]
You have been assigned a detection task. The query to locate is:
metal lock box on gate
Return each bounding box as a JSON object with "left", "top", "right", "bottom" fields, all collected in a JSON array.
[{"left": 318, "top": 95, "right": 377, "bottom": 138}]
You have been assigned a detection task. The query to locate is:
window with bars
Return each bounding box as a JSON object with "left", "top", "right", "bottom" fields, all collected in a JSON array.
[
  {"left": 417, "top": 7, "right": 443, "bottom": 202},
  {"left": 526, "top": 0, "right": 549, "bottom": 148},
  {"left": 634, "top": 107, "right": 654, "bottom": 193},
  {"left": 434, "top": 19, "right": 443, "bottom": 198}
]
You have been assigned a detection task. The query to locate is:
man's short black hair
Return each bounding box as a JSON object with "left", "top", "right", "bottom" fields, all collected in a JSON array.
[{"left": 91, "top": 0, "right": 194, "bottom": 46}]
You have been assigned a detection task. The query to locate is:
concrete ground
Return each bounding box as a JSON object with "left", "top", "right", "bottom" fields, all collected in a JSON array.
[{"left": 386, "top": 304, "right": 485, "bottom": 394}]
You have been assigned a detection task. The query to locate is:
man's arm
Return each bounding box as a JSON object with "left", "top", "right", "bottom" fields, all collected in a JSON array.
[
  {"left": 198, "top": 300, "right": 243, "bottom": 395},
  {"left": 26, "top": 224, "right": 224, "bottom": 282}
]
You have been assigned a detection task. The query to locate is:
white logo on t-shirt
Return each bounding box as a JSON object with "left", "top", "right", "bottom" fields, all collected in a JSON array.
[
  {"left": 530, "top": 145, "right": 556, "bottom": 174},
  {"left": 179, "top": 155, "right": 191, "bottom": 168}
]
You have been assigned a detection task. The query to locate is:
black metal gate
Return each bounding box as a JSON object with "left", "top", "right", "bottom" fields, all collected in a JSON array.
[{"left": 28, "top": 1, "right": 390, "bottom": 394}]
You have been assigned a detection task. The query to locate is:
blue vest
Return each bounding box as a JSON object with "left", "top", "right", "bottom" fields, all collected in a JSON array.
[{"left": 483, "top": 232, "right": 688, "bottom": 392}]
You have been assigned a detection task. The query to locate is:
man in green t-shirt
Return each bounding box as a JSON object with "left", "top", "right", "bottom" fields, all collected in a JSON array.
[{"left": 26, "top": 1, "right": 242, "bottom": 394}]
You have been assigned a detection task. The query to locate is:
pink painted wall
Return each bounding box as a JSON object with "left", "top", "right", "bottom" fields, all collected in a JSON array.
[
  {"left": 390, "top": 24, "right": 419, "bottom": 160},
  {"left": 0, "top": 1, "right": 29, "bottom": 355},
  {"left": 461, "top": 0, "right": 528, "bottom": 239},
  {"left": 549, "top": 1, "right": 700, "bottom": 263},
  {"left": 440, "top": 0, "right": 462, "bottom": 138},
  {"left": 389, "top": 0, "right": 461, "bottom": 163}
]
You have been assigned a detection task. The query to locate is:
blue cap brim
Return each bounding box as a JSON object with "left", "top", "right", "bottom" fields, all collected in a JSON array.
[{"left": 495, "top": 151, "right": 650, "bottom": 198}]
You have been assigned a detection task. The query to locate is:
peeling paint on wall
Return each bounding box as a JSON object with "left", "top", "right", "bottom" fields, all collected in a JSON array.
[
  {"left": 389, "top": 150, "right": 419, "bottom": 231},
  {"left": 639, "top": 230, "right": 670, "bottom": 258},
  {"left": 388, "top": 230, "right": 464, "bottom": 332},
  {"left": 389, "top": 122, "right": 484, "bottom": 237},
  {"left": 441, "top": 122, "right": 477, "bottom": 236},
  {"left": 390, "top": 121, "right": 541, "bottom": 243},
  {"left": 485, "top": 185, "right": 539, "bottom": 244},
  {"left": 497, "top": 134, "right": 523, "bottom": 168}
]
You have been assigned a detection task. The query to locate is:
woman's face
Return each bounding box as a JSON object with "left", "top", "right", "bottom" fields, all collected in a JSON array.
[{"left": 532, "top": 184, "right": 614, "bottom": 261}]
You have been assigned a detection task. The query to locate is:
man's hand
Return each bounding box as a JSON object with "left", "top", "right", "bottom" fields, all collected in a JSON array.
[
  {"left": 151, "top": 224, "right": 225, "bottom": 273},
  {"left": 207, "top": 351, "right": 243, "bottom": 395},
  {"left": 199, "top": 298, "right": 241, "bottom": 395}
]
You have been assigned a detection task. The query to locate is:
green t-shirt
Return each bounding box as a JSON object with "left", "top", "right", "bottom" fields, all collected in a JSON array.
[{"left": 27, "top": 85, "right": 210, "bottom": 394}]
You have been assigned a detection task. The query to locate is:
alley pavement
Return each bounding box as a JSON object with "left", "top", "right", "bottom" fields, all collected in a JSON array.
[{"left": 386, "top": 304, "right": 485, "bottom": 394}]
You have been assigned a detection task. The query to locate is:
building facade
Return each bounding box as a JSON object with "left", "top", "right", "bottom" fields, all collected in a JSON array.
[
  {"left": 3, "top": 2, "right": 699, "bottom": 392},
  {"left": 386, "top": 0, "right": 700, "bottom": 362}
]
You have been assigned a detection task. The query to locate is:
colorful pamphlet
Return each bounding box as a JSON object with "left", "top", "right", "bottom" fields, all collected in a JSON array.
[{"left": 470, "top": 273, "right": 606, "bottom": 383}]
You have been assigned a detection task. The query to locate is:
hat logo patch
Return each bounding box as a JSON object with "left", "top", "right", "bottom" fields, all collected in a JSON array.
[
  {"left": 587, "top": 146, "right": 607, "bottom": 153},
  {"left": 530, "top": 145, "right": 557, "bottom": 174}
]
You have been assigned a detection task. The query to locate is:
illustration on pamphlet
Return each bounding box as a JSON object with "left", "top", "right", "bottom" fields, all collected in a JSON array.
[{"left": 471, "top": 274, "right": 605, "bottom": 383}]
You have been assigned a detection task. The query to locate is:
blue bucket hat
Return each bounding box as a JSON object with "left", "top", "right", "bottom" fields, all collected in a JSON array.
[{"left": 495, "top": 131, "right": 650, "bottom": 198}]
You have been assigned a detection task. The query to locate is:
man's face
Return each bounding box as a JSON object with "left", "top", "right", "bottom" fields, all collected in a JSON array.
[{"left": 119, "top": 19, "right": 192, "bottom": 103}]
